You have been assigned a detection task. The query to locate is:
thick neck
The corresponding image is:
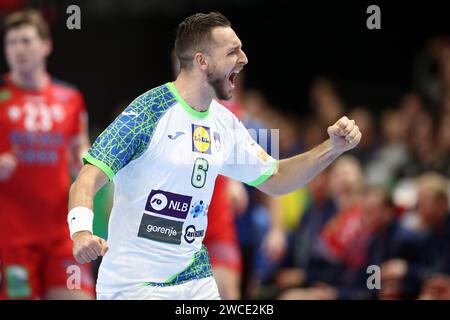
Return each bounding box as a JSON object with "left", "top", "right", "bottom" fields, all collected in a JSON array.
[
  {"left": 173, "top": 70, "right": 215, "bottom": 112},
  {"left": 10, "top": 67, "right": 48, "bottom": 91}
]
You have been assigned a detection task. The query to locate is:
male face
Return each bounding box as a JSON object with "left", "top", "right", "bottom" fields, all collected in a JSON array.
[
  {"left": 204, "top": 27, "right": 248, "bottom": 100},
  {"left": 5, "top": 24, "right": 51, "bottom": 76},
  {"left": 362, "top": 191, "right": 392, "bottom": 232},
  {"left": 417, "top": 189, "right": 448, "bottom": 225}
]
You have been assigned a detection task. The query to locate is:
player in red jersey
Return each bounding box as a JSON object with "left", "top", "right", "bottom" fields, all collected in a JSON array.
[
  {"left": 0, "top": 10, "right": 94, "bottom": 299},
  {"left": 204, "top": 175, "right": 248, "bottom": 300}
]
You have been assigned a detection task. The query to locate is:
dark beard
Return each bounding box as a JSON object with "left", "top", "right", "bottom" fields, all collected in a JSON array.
[{"left": 207, "top": 68, "right": 232, "bottom": 101}]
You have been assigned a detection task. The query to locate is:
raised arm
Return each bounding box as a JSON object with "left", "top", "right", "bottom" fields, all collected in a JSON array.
[{"left": 257, "top": 116, "right": 361, "bottom": 196}]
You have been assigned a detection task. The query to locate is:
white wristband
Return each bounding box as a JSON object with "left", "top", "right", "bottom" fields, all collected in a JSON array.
[{"left": 68, "top": 207, "right": 94, "bottom": 239}]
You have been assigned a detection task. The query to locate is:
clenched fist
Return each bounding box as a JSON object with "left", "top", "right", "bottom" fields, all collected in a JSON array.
[
  {"left": 72, "top": 231, "right": 108, "bottom": 264},
  {"left": 327, "top": 116, "right": 362, "bottom": 153}
]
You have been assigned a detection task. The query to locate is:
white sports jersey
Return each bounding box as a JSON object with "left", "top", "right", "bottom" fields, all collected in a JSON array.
[{"left": 84, "top": 83, "right": 276, "bottom": 293}]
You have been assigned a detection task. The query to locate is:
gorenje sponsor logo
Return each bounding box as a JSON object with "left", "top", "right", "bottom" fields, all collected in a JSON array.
[
  {"left": 138, "top": 214, "right": 183, "bottom": 244},
  {"left": 145, "top": 190, "right": 192, "bottom": 219},
  {"left": 184, "top": 225, "right": 205, "bottom": 244},
  {"left": 146, "top": 224, "right": 178, "bottom": 238}
]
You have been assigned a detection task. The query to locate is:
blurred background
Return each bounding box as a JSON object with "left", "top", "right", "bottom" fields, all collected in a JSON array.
[{"left": 1, "top": 0, "right": 450, "bottom": 300}]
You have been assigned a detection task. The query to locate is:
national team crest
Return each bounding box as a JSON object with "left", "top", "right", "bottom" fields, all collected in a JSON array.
[
  {"left": 213, "top": 132, "right": 221, "bottom": 152},
  {"left": 192, "top": 124, "right": 211, "bottom": 154}
]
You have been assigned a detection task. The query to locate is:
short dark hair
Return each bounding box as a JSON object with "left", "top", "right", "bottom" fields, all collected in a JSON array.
[
  {"left": 3, "top": 9, "right": 51, "bottom": 40},
  {"left": 174, "top": 12, "right": 231, "bottom": 70}
]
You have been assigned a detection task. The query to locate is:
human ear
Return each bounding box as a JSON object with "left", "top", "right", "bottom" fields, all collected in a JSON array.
[{"left": 194, "top": 52, "right": 208, "bottom": 70}]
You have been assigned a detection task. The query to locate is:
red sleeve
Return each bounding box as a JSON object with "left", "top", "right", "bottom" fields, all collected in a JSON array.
[{"left": 71, "top": 90, "right": 88, "bottom": 137}]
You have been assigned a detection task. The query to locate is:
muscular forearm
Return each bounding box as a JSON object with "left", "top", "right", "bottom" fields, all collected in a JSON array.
[
  {"left": 258, "top": 139, "right": 341, "bottom": 196},
  {"left": 69, "top": 177, "right": 95, "bottom": 211},
  {"left": 69, "top": 164, "right": 109, "bottom": 263},
  {"left": 267, "top": 196, "right": 284, "bottom": 230},
  {"left": 69, "top": 164, "right": 108, "bottom": 210}
]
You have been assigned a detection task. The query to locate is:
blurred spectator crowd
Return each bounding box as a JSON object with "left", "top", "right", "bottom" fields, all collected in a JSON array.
[{"left": 232, "top": 36, "right": 450, "bottom": 300}]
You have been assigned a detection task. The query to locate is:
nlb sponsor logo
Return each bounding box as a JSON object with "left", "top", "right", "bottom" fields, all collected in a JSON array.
[{"left": 145, "top": 190, "right": 192, "bottom": 219}]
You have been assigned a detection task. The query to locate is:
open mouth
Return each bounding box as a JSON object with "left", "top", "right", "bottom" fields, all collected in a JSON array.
[{"left": 228, "top": 71, "right": 238, "bottom": 89}]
